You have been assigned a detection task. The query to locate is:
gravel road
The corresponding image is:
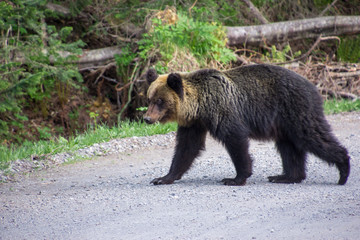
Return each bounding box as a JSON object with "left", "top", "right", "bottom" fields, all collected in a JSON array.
[{"left": 1, "top": 112, "right": 359, "bottom": 240}]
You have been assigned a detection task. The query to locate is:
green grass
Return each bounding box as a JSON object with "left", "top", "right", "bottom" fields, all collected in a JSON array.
[
  {"left": 324, "top": 99, "right": 360, "bottom": 115},
  {"left": 1, "top": 98, "right": 359, "bottom": 170},
  {"left": 0, "top": 121, "right": 177, "bottom": 169}
]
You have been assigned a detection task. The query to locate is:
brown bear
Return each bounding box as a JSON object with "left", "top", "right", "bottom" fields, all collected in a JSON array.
[{"left": 144, "top": 64, "right": 350, "bottom": 186}]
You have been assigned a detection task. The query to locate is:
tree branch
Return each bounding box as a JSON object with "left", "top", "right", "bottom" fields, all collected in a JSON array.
[
  {"left": 274, "top": 35, "right": 340, "bottom": 65},
  {"left": 241, "top": 0, "right": 268, "bottom": 24},
  {"left": 319, "top": 0, "right": 339, "bottom": 17}
]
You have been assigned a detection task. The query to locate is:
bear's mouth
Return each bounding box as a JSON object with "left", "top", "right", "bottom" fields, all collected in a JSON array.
[{"left": 158, "top": 115, "right": 169, "bottom": 123}]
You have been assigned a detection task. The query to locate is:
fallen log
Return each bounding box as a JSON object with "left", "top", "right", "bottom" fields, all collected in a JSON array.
[
  {"left": 76, "top": 46, "right": 122, "bottom": 68},
  {"left": 77, "top": 16, "right": 360, "bottom": 66},
  {"left": 226, "top": 15, "right": 360, "bottom": 46}
]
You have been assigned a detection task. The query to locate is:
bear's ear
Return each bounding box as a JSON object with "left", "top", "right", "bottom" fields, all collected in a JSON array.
[
  {"left": 146, "top": 68, "right": 158, "bottom": 85},
  {"left": 167, "top": 73, "right": 184, "bottom": 99}
]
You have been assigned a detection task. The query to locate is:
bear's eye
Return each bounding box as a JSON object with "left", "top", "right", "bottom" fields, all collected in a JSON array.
[{"left": 156, "top": 99, "right": 163, "bottom": 105}]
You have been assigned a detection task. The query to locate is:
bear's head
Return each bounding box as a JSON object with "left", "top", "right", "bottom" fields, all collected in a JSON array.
[{"left": 144, "top": 69, "right": 184, "bottom": 124}]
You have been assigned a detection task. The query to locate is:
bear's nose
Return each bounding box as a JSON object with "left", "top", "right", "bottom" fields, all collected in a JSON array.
[{"left": 144, "top": 116, "right": 153, "bottom": 124}]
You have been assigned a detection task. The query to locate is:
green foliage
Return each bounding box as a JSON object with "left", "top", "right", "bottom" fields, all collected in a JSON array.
[
  {"left": 0, "top": 0, "right": 85, "bottom": 144},
  {"left": 136, "top": 107, "right": 148, "bottom": 112},
  {"left": 337, "top": 36, "right": 360, "bottom": 63},
  {"left": 324, "top": 99, "right": 360, "bottom": 115},
  {"left": 188, "top": 1, "right": 245, "bottom": 26},
  {"left": 154, "top": 62, "right": 169, "bottom": 74},
  {"left": 89, "top": 111, "right": 100, "bottom": 130},
  {"left": 37, "top": 126, "right": 52, "bottom": 140},
  {"left": 114, "top": 45, "right": 137, "bottom": 83},
  {"left": 138, "top": 12, "right": 236, "bottom": 67},
  {"left": 263, "top": 44, "right": 301, "bottom": 63},
  {"left": 68, "top": 0, "right": 92, "bottom": 16},
  {"left": 106, "top": 0, "right": 246, "bottom": 27},
  {"left": 252, "top": 0, "right": 275, "bottom": 7}
]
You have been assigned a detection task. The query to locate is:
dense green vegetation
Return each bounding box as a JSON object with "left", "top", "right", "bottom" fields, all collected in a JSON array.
[
  {"left": 0, "top": 0, "right": 85, "bottom": 144},
  {"left": 139, "top": 12, "right": 236, "bottom": 72}
]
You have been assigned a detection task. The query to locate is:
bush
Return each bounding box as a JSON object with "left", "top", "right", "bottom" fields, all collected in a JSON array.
[
  {"left": 138, "top": 12, "right": 236, "bottom": 71},
  {"left": 0, "top": 0, "right": 85, "bottom": 144}
]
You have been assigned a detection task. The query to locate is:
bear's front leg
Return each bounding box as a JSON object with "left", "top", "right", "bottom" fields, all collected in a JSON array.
[{"left": 150, "top": 122, "right": 207, "bottom": 185}]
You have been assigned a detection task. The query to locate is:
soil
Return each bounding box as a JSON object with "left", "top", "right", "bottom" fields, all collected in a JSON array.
[{"left": 1, "top": 112, "right": 360, "bottom": 240}]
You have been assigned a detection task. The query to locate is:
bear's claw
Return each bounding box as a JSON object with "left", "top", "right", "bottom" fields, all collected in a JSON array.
[
  {"left": 221, "top": 178, "right": 247, "bottom": 186},
  {"left": 150, "top": 177, "right": 175, "bottom": 185}
]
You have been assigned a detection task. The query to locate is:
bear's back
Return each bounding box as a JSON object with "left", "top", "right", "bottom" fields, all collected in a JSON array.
[
  {"left": 224, "top": 64, "right": 312, "bottom": 90},
  {"left": 223, "top": 64, "right": 321, "bottom": 107},
  {"left": 184, "top": 64, "right": 324, "bottom": 139}
]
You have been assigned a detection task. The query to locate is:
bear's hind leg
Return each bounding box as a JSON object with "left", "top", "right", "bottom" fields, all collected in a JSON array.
[
  {"left": 222, "top": 135, "right": 253, "bottom": 186},
  {"left": 269, "top": 140, "right": 306, "bottom": 184}
]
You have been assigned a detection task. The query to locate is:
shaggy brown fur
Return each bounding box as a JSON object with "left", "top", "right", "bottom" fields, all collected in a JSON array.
[{"left": 144, "top": 64, "right": 350, "bottom": 186}]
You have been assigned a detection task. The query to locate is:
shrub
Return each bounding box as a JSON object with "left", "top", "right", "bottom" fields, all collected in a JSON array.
[
  {"left": 0, "top": 0, "right": 85, "bottom": 144},
  {"left": 138, "top": 12, "right": 236, "bottom": 70}
]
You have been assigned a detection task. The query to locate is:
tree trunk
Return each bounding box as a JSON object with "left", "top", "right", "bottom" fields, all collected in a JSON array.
[{"left": 226, "top": 15, "right": 360, "bottom": 46}]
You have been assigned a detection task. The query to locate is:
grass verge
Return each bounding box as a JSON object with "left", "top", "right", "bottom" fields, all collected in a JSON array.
[
  {"left": 1, "top": 99, "right": 359, "bottom": 169},
  {"left": 324, "top": 99, "right": 360, "bottom": 114},
  {"left": 0, "top": 121, "right": 177, "bottom": 169}
]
